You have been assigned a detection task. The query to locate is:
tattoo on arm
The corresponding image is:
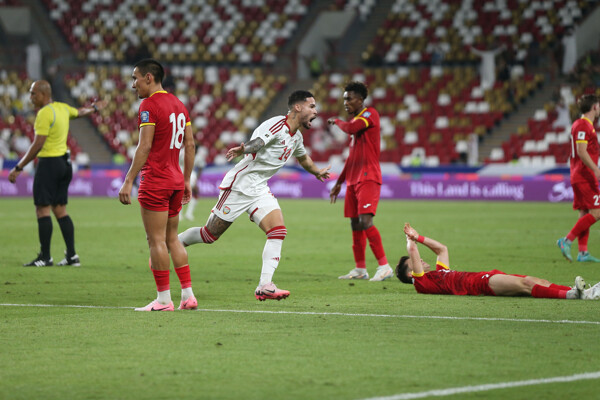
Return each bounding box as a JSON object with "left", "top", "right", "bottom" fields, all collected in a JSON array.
[{"left": 243, "top": 138, "right": 265, "bottom": 154}]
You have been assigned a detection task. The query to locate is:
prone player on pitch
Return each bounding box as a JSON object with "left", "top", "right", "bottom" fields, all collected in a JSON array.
[{"left": 396, "top": 223, "right": 600, "bottom": 300}]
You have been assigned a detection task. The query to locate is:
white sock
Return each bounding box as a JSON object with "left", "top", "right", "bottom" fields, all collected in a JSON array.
[
  {"left": 378, "top": 263, "right": 391, "bottom": 269},
  {"left": 181, "top": 287, "right": 194, "bottom": 301},
  {"left": 179, "top": 227, "right": 202, "bottom": 246},
  {"left": 259, "top": 239, "right": 283, "bottom": 286},
  {"left": 179, "top": 226, "right": 216, "bottom": 246},
  {"left": 185, "top": 198, "right": 197, "bottom": 218},
  {"left": 157, "top": 289, "right": 171, "bottom": 305}
]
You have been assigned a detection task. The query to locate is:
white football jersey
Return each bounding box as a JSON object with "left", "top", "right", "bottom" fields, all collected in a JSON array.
[{"left": 220, "top": 115, "right": 307, "bottom": 196}]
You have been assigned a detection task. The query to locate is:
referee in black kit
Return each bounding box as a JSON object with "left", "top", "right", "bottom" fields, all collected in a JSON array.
[{"left": 8, "top": 80, "right": 106, "bottom": 267}]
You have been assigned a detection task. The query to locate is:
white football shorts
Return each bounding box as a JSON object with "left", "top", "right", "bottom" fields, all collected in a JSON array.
[{"left": 211, "top": 188, "right": 280, "bottom": 225}]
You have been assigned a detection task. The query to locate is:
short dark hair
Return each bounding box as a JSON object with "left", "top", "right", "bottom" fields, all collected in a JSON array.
[
  {"left": 134, "top": 58, "right": 165, "bottom": 84},
  {"left": 344, "top": 81, "right": 368, "bottom": 100},
  {"left": 578, "top": 94, "right": 599, "bottom": 114},
  {"left": 395, "top": 256, "right": 413, "bottom": 284},
  {"left": 288, "top": 90, "right": 314, "bottom": 109}
]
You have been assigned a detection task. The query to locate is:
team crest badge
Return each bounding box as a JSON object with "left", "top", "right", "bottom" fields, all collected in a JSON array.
[
  {"left": 141, "top": 111, "right": 150, "bottom": 123},
  {"left": 223, "top": 206, "right": 231, "bottom": 214}
]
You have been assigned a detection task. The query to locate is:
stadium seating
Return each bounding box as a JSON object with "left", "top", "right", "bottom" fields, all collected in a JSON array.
[
  {"left": 331, "top": 0, "right": 378, "bottom": 21},
  {"left": 305, "top": 67, "right": 542, "bottom": 166},
  {"left": 0, "top": 68, "right": 82, "bottom": 159},
  {"left": 364, "top": 0, "right": 590, "bottom": 66},
  {"left": 65, "top": 65, "right": 286, "bottom": 164},
  {"left": 41, "top": 0, "right": 313, "bottom": 63},
  {"left": 485, "top": 47, "right": 600, "bottom": 165}
]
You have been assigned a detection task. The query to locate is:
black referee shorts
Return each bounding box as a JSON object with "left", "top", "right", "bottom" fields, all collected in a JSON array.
[{"left": 33, "top": 154, "right": 72, "bottom": 206}]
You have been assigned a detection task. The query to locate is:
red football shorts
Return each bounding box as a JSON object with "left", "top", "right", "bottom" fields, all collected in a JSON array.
[
  {"left": 138, "top": 188, "right": 184, "bottom": 217},
  {"left": 344, "top": 181, "right": 381, "bottom": 218},
  {"left": 572, "top": 182, "right": 600, "bottom": 210}
]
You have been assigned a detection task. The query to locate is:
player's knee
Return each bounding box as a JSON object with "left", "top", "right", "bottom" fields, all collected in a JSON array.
[
  {"left": 521, "top": 277, "right": 537, "bottom": 294},
  {"left": 266, "top": 225, "right": 287, "bottom": 240}
]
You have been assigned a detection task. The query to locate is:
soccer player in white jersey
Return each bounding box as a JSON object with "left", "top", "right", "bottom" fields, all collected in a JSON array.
[{"left": 179, "top": 90, "right": 331, "bottom": 300}]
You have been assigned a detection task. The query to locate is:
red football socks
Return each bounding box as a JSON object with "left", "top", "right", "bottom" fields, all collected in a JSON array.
[
  {"left": 577, "top": 229, "right": 589, "bottom": 252},
  {"left": 567, "top": 214, "right": 596, "bottom": 241},
  {"left": 365, "top": 226, "right": 388, "bottom": 265},
  {"left": 151, "top": 268, "right": 170, "bottom": 292},
  {"left": 550, "top": 283, "right": 571, "bottom": 291},
  {"left": 531, "top": 285, "right": 566, "bottom": 299},
  {"left": 352, "top": 230, "right": 367, "bottom": 269},
  {"left": 175, "top": 264, "right": 192, "bottom": 289}
]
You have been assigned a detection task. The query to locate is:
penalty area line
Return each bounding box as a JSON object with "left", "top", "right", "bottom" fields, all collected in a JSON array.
[
  {"left": 358, "top": 371, "right": 600, "bottom": 400},
  {"left": 0, "top": 303, "right": 599, "bottom": 325}
]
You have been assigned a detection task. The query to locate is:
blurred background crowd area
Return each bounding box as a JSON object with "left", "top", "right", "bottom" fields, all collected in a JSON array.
[{"left": 0, "top": 0, "right": 599, "bottom": 170}]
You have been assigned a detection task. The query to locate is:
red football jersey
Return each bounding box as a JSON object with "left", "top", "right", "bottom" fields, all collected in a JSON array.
[
  {"left": 412, "top": 262, "right": 502, "bottom": 296},
  {"left": 137, "top": 91, "right": 191, "bottom": 190},
  {"left": 335, "top": 107, "right": 382, "bottom": 186},
  {"left": 570, "top": 117, "right": 599, "bottom": 186}
]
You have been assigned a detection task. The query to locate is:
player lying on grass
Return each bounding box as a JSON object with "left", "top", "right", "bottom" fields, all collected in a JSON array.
[{"left": 396, "top": 223, "right": 600, "bottom": 300}]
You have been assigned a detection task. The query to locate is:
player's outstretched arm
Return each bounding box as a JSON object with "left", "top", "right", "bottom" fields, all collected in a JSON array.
[
  {"left": 296, "top": 154, "right": 331, "bottom": 182},
  {"left": 404, "top": 223, "right": 449, "bottom": 267},
  {"left": 77, "top": 99, "right": 107, "bottom": 117},
  {"left": 226, "top": 137, "right": 265, "bottom": 161},
  {"left": 328, "top": 117, "right": 367, "bottom": 135},
  {"left": 406, "top": 235, "right": 424, "bottom": 276}
]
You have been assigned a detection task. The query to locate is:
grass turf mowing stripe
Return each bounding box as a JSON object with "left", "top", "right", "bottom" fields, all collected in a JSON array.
[
  {"left": 2, "top": 303, "right": 600, "bottom": 325},
  {"left": 359, "top": 371, "right": 600, "bottom": 400}
]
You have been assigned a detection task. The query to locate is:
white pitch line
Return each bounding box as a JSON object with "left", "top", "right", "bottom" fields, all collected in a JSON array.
[
  {"left": 1, "top": 303, "right": 599, "bottom": 325},
  {"left": 359, "top": 371, "right": 600, "bottom": 400}
]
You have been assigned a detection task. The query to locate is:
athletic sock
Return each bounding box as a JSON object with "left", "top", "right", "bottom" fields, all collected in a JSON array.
[
  {"left": 175, "top": 264, "right": 192, "bottom": 288},
  {"left": 550, "top": 283, "right": 571, "bottom": 291},
  {"left": 181, "top": 287, "right": 194, "bottom": 300},
  {"left": 577, "top": 228, "right": 589, "bottom": 252},
  {"left": 57, "top": 215, "right": 76, "bottom": 257},
  {"left": 567, "top": 214, "right": 596, "bottom": 241},
  {"left": 152, "top": 268, "right": 170, "bottom": 292},
  {"left": 352, "top": 230, "right": 367, "bottom": 269},
  {"left": 365, "top": 226, "right": 388, "bottom": 266},
  {"left": 259, "top": 226, "right": 286, "bottom": 286},
  {"left": 38, "top": 216, "right": 53, "bottom": 259},
  {"left": 179, "top": 226, "right": 216, "bottom": 246},
  {"left": 531, "top": 284, "right": 567, "bottom": 299},
  {"left": 174, "top": 264, "right": 194, "bottom": 300},
  {"left": 156, "top": 289, "right": 172, "bottom": 305}
]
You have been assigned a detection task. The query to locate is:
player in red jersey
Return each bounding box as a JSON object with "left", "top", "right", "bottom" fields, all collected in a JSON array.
[
  {"left": 396, "top": 223, "right": 600, "bottom": 300},
  {"left": 557, "top": 94, "right": 600, "bottom": 262},
  {"left": 328, "top": 81, "right": 392, "bottom": 281},
  {"left": 119, "top": 59, "right": 197, "bottom": 311}
]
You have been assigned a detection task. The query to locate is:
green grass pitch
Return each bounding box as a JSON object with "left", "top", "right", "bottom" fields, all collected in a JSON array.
[{"left": 1, "top": 197, "right": 599, "bottom": 399}]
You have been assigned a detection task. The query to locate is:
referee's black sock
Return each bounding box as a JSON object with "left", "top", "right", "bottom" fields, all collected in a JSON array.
[
  {"left": 38, "top": 216, "right": 52, "bottom": 260},
  {"left": 57, "top": 215, "right": 76, "bottom": 257}
]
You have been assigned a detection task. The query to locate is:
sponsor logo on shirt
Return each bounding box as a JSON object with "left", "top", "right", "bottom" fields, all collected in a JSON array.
[
  {"left": 223, "top": 206, "right": 230, "bottom": 215},
  {"left": 362, "top": 111, "right": 371, "bottom": 118},
  {"left": 141, "top": 111, "right": 150, "bottom": 123}
]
